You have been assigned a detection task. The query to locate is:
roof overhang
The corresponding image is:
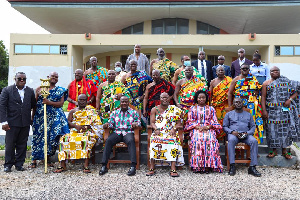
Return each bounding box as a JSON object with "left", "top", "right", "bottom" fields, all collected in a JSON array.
[{"left": 8, "top": 1, "right": 300, "bottom": 34}]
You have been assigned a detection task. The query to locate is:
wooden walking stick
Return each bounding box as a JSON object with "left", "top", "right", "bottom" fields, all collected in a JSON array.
[{"left": 40, "top": 77, "right": 50, "bottom": 174}]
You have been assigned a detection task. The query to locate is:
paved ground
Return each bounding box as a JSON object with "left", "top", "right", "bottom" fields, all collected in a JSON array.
[{"left": 0, "top": 160, "right": 299, "bottom": 199}]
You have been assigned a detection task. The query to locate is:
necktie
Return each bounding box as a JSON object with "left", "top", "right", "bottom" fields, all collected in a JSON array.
[{"left": 201, "top": 61, "right": 205, "bottom": 78}]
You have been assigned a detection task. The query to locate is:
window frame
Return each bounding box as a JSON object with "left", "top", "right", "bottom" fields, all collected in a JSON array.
[
  {"left": 14, "top": 44, "right": 68, "bottom": 55},
  {"left": 152, "top": 18, "right": 189, "bottom": 34}
]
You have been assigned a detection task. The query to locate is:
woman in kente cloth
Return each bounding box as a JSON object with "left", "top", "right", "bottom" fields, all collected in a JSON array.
[
  {"left": 228, "top": 63, "right": 264, "bottom": 144},
  {"left": 185, "top": 90, "right": 223, "bottom": 173}
]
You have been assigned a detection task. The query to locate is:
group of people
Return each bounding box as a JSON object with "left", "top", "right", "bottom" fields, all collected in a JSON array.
[{"left": 0, "top": 44, "right": 299, "bottom": 178}]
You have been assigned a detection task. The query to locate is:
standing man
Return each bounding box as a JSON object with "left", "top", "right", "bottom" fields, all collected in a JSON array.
[
  {"left": 67, "top": 69, "right": 97, "bottom": 111},
  {"left": 212, "top": 55, "right": 231, "bottom": 78},
  {"left": 0, "top": 72, "right": 36, "bottom": 172},
  {"left": 125, "top": 44, "right": 150, "bottom": 75},
  {"left": 84, "top": 56, "right": 108, "bottom": 88},
  {"left": 231, "top": 48, "right": 253, "bottom": 78},
  {"left": 191, "top": 51, "right": 213, "bottom": 86}
]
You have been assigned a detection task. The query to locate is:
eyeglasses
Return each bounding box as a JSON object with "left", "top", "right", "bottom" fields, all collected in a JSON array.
[
  {"left": 218, "top": 59, "right": 224, "bottom": 60},
  {"left": 17, "top": 78, "right": 26, "bottom": 81},
  {"left": 241, "top": 68, "right": 249, "bottom": 71},
  {"left": 238, "top": 51, "right": 244, "bottom": 53}
]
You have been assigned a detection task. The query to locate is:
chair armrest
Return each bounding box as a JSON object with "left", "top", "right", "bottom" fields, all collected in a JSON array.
[
  {"left": 103, "top": 128, "right": 111, "bottom": 143},
  {"left": 134, "top": 126, "right": 141, "bottom": 144}
]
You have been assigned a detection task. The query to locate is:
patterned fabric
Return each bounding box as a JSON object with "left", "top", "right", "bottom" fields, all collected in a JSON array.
[
  {"left": 147, "top": 79, "right": 175, "bottom": 116},
  {"left": 108, "top": 108, "right": 141, "bottom": 136},
  {"left": 149, "top": 105, "right": 184, "bottom": 166},
  {"left": 211, "top": 76, "right": 232, "bottom": 139},
  {"left": 178, "top": 66, "right": 206, "bottom": 83},
  {"left": 185, "top": 105, "right": 223, "bottom": 172},
  {"left": 58, "top": 105, "right": 103, "bottom": 161},
  {"left": 234, "top": 74, "right": 263, "bottom": 144},
  {"left": 32, "top": 86, "right": 69, "bottom": 160},
  {"left": 100, "top": 81, "right": 130, "bottom": 124},
  {"left": 152, "top": 58, "right": 178, "bottom": 82},
  {"left": 125, "top": 71, "right": 152, "bottom": 110},
  {"left": 265, "top": 76, "right": 300, "bottom": 148},
  {"left": 67, "top": 77, "right": 97, "bottom": 111},
  {"left": 85, "top": 66, "right": 108, "bottom": 88}
]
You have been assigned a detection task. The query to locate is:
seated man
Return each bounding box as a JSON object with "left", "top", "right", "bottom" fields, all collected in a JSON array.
[
  {"left": 55, "top": 94, "right": 103, "bottom": 173},
  {"left": 146, "top": 93, "right": 184, "bottom": 177},
  {"left": 223, "top": 97, "right": 261, "bottom": 177},
  {"left": 99, "top": 96, "right": 140, "bottom": 176}
]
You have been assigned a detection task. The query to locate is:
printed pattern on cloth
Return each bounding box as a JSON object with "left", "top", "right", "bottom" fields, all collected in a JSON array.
[
  {"left": 86, "top": 66, "right": 108, "bottom": 88},
  {"left": 178, "top": 66, "right": 206, "bottom": 83},
  {"left": 152, "top": 58, "right": 178, "bottom": 82},
  {"left": 149, "top": 105, "right": 184, "bottom": 166}
]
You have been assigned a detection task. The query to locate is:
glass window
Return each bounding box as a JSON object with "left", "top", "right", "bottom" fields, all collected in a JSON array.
[
  {"left": 280, "top": 46, "right": 293, "bottom": 55},
  {"left": 164, "top": 18, "right": 176, "bottom": 34},
  {"left": 209, "top": 26, "right": 220, "bottom": 34},
  {"left": 152, "top": 19, "right": 164, "bottom": 34},
  {"left": 133, "top": 22, "right": 143, "bottom": 34},
  {"left": 294, "top": 46, "right": 300, "bottom": 55},
  {"left": 15, "top": 45, "right": 31, "bottom": 54},
  {"left": 275, "top": 46, "right": 280, "bottom": 56},
  {"left": 177, "top": 18, "right": 189, "bottom": 34},
  {"left": 32, "top": 45, "right": 49, "bottom": 54},
  {"left": 197, "top": 22, "right": 208, "bottom": 34},
  {"left": 122, "top": 26, "right": 131, "bottom": 34},
  {"left": 60, "top": 45, "right": 68, "bottom": 55},
  {"left": 50, "top": 45, "right": 60, "bottom": 54}
]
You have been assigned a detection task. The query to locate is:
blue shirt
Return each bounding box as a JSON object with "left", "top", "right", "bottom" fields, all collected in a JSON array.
[
  {"left": 223, "top": 110, "right": 255, "bottom": 135},
  {"left": 250, "top": 62, "right": 270, "bottom": 84}
]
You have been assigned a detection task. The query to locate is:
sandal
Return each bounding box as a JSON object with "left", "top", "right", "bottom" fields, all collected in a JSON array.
[
  {"left": 146, "top": 168, "right": 156, "bottom": 176},
  {"left": 48, "top": 162, "right": 54, "bottom": 167},
  {"left": 28, "top": 162, "right": 37, "bottom": 169},
  {"left": 267, "top": 151, "right": 277, "bottom": 158},
  {"left": 170, "top": 169, "right": 180, "bottom": 177},
  {"left": 53, "top": 167, "right": 67, "bottom": 173},
  {"left": 83, "top": 167, "right": 91, "bottom": 173},
  {"left": 282, "top": 152, "right": 292, "bottom": 160}
]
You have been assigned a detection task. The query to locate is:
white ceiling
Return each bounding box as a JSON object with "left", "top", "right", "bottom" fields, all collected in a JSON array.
[{"left": 11, "top": 2, "right": 300, "bottom": 34}]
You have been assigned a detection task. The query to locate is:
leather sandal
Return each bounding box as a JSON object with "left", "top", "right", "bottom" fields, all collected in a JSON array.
[
  {"left": 83, "top": 167, "right": 91, "bottom": 173},
  {"left": 282, "top": 152, "right": 292, "bottom": 160},
  {"left": 146, "top": 168, "right": 156, "bottom": 176},
  {"left": 267, "top": 151, "right": 277, "bottom": 158},
  {"left": 28, "top": 162, "right": 37, "bottom": 169},
  {"left": 53, "top": 167, "right": 67, "bottom": 173},
  {"left": 170, "top": 169, "right": 179, "bottom": 177}
]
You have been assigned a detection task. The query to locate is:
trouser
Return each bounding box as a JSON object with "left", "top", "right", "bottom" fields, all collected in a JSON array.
[
  {"left": 227, "top": 134, "right": 258, "bottom": 166},
  {"left": 4, "top": 126, "right": 30, "bottom": 168},
  {"left": 101, "top": 132, "right": 136, "bottom": 166}
]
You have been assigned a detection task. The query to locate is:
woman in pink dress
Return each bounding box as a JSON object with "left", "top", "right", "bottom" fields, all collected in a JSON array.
[{"left": 185, "top": 90, "right": 223, "bottom": 173}]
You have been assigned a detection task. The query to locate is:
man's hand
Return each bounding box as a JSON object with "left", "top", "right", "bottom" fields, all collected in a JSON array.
[
  {"left": 74, "top": 101, "right": 78, "bottom": 106},
  {"left": 103, "top": 123, "right": 109, "bottom": 129},
  {"left": 143, "top": 110, "right": 147, "bottom": 118},
  {"left": 74, "top": 125, "right": 83, "bottom": 132},
  {"left": 231, "top": 131, "right": 239, "bottom": 137},
  {"left": 132, "top": 122, "right": 138, "bottom": 129},
  {"left": 237, "top": 132, "right": 248, "bottom": 139},
  {"left": 283, "top": 99, "right": 291, "bottom": 108},
  {"left": 2, "top": 124, "right": 10, "bottom": 131},
  {"left": 262, "top": 110, "right": 268, "bottom": 119},
  {"left": 169, "top": 128, "right": 176, "bottom": 137},
  {"left": 42, "top": 99, "right": 51, "bottom": 105},
  {"left": 196, "top": 126, "right": 203, "bottom": 131},
  {"left": 176, "top": 103, "right": 182, "bottom": 109}
]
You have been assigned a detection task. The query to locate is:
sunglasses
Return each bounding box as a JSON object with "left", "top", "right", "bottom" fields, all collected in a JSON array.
[
  {"left": 17, "top": 78, "right": 26, "bottom": 81},
  {"left": 238, "top": 51, "right": 244, "bottom": 53},
  {"left": 241, "top": 68, "right": 249, "bottom": 71},
  {"left": 218, "top": 59, "right": 224, "bottom": 60}
]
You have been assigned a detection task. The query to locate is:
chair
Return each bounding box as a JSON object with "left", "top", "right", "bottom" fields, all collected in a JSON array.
[
  {"left": 103, "top": 126, "right": 141, "bottom": 170},
  {"left": 224, "top": 106, "right": 251, "bottom": 170},
  {"left": 147, "top": 125, "right": 185, "bottom": 168}
]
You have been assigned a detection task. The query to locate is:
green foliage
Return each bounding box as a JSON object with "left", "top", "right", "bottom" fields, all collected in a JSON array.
[
  {"left": 0, "top": 145, "right": 5, "bottom": 150},
  {"left": 0, "top": 40, "right": 9, "bottom": 89}
]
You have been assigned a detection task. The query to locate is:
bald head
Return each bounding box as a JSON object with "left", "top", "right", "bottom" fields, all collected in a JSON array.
[
  {"left": 270, "top": 66, "right": 280, "bottom": 79},
  {"left": 75, "top": 69, "right": 83, "bottom": 81}
]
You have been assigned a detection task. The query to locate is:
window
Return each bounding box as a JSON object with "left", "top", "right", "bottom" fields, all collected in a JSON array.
[
  {"left": 122, "top": 22, "right": 144, "bottom": 34},
  {"left": 275, "top": 46, "right": 300, "bottom": 56},
  {"left": 152, "top": 18, "right": 189, "bottom": 34},
  {"left": 197, "top": 21, "right": 220, "bottom": 34},
  {"left": 14, "top": 44, "right": 67, "bottom": 55},
  {"left": 207, "top": 55, "right": 219, "bottom": 66}
]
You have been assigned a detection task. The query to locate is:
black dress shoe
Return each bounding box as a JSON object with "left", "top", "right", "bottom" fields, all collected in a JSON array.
[
  {"left": 99, "top": 166, "right": 108, "bottom": 176},
  {"left": 16, "top": 166, "right": 25, "bottom": 171},
  {"left": 127, "top": 167, "right": 136, "bottom": 176},
  {"left": 228, "top": 164, "right": 236, "bottom": 176},
  {"left": 4, "top": 167, "right": 12, "bottom": 173},
  {"left": 248, "top": 166, "right": 261, "bottom": 177}
]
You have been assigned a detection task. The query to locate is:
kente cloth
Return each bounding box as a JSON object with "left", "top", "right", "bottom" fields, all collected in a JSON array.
[
  {"left": 125, "top": 71, "right": 152, "bottom": 110},
  {"left": 32, "top": 86, "right": 69, "bottom": 160},
  {"left": 211, "top": 76, "right": 232, "bottom": 139},
  {"left": 152, "top": 58, "right": 178, "bottom": 82},
  {"left": 185, "top": 105, "right": 223, "bottom": 172},
  {"left": 178, "top": 66, "right": 206, "bottom": 84},
  {"left": 115, "top": 71, "right": 127, "bottom": 82},
  {"left": 234, "top": 74, "right": 263, "bottom": 144},
  {"left": 58, "top": 105, "right": 103, "bottom": 161},
  {"left": 265, "top": 76, "right": 300, "bottom": 148},
  {"left": 67, "top": 77, "right": 97, "bottom": 111},
  {"left": 85, "top": 66, "right": 108, "bottom": 88},
  {"left": 178, "top": 76, "right": 207, "bottom": 120},
  {"left": 100, "top": 81, "right": 130, "bottom": 124},
  {"left": 149, "top": 105, "right": 185, "bottom": 166},
  {"left": 147, "top": 79, "right": 175, "bottom": 116}
]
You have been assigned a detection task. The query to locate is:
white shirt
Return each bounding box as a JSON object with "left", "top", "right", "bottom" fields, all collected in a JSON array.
[
  {"left": 198, "top": 59, "right": 207, "bottom": 79},
  {"left": 239, "top": 58, "right": 245, "bottom": 67}
]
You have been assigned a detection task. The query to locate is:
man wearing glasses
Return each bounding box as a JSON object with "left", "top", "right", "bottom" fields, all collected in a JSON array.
[
  {"left": 0, "top": 72, "right": 36, "bottom": 172},
  {"left": 212, "top": 55, "right": 231, "bottom": 78},
  {"left": 231, "top": 48, "right": 253, "bottom": 78}
]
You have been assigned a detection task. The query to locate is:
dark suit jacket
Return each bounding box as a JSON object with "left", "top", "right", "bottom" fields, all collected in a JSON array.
[
  {"left": 231, "top": 58, "right": 253, "bottom": 78},
  {"left": 192, "top": 59, "right": 213, "bottom": 86},
  {"left": 0, "top": 84, "right": 36, "bottom": 127},
  {"left": 212, "top": 65, "right": 231, "bottom": 79}
]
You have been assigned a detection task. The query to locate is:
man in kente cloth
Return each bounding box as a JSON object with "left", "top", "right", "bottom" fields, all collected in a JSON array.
[{"left": 84, "top": 56, "right": 108, "bottom": 88}]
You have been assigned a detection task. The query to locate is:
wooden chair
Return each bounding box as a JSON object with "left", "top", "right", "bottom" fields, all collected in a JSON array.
[
  {"left": 103, "top": 126, "right": 141, "bottom": 170},
  {"left": 224, "top": 106, "right": 251, "bottom": 170},
  {"left": 147, "top": 125, "right": 185, "bottom": 168}
]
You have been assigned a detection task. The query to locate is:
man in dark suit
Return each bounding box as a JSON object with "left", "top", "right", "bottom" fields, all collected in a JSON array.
[
  {"left": 191, "top": 51, "right": 213, "bottom": 86},
  {"left": 0, "top": 72, "right": 36, "bottom": 172},
  {"left": 212, "top": 55, "right": 231, "bottom": 78},
  {"left": 231, "top": 48, "right": 253, "bottom": 78}
]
